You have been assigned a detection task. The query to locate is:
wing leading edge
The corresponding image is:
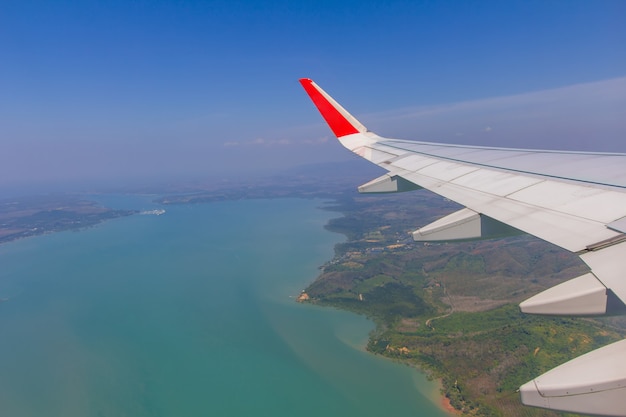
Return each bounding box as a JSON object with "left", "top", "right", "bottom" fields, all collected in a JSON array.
[{"left": 299, "top": 78, "right": 626, "bottom": 417}]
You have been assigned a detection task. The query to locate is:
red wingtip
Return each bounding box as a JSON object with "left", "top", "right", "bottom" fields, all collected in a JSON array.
[{"left": 299, "top": 78, "right": 360, "bottom": 138}]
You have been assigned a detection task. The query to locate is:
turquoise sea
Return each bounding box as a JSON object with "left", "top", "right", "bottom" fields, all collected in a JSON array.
[{"left": 0, "top": 197, "right": 451, "bottom": 417}]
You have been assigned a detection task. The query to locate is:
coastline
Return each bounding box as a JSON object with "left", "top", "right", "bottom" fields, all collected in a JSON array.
[
  {"left": 436, "top": 381, "right": 460, "bottom": 415},
  {"left": 441, "top": 396, "right": 459, "bottom": 415},
  {"left": 0, "top": 194, "right": 137, "bottom": 246},
  {"left": 3, "top": 189, "right": 460, "bottom": 415},
  {"left": 308, "top": 198, "right": 462, "bottom": 416},
  {"left": 2, "top": 197, "right": 451, "bottom": 416}
]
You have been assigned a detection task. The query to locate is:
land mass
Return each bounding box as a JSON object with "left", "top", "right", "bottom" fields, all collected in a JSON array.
[
  {"left": 0, "top": 162, "right": 374, "bottom": 245},
  {"left": 0, "top": 195, "right": 136, "bottom": 244},
  {"left": 299, "top": 190, "right": 626, "bottom": 417}
]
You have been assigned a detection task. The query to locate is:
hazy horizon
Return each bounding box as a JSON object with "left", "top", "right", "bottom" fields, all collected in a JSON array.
[{"left": 2, "top": 1, "right": 624, "bottom": 190}]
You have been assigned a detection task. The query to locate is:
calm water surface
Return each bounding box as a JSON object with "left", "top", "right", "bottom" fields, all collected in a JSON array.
[{"left": 0, "top": 197, "right": 451, "bottom": 416}]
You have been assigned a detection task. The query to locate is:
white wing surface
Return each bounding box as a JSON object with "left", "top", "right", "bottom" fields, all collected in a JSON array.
[{"left": 300, "top": 78, "right": 626, "bottom": 417}]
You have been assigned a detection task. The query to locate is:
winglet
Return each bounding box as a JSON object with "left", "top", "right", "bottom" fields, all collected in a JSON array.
[{"left": 299, "top": 78, "right": 368, "bottom": 138}]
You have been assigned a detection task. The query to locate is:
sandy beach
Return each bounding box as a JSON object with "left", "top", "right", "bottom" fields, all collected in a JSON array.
[{"left": 440, "top": 394, "right": 460, "bottom": 415}]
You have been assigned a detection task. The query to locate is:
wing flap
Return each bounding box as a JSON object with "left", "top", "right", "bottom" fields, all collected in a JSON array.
[
  {"left": 358, "top": 174, "right": 422, "bottom": 193},
  {"left": 520, "top": 339, "right": 626, "bottom": 416},
  {"left": 413, "top": 208, "right": 522, "bottom": 242},
  {"left": 519, "top": 273, "right": 609, "bottom": 315}
]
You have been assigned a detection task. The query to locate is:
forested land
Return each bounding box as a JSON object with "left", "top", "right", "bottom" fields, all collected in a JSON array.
[{"left": 304, "top": 191, "right": 626, "bottom": 417}]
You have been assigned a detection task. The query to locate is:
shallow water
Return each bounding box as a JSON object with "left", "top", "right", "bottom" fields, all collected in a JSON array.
[{"left": 0, "top": 197, "right": 450, "bottom": 416}]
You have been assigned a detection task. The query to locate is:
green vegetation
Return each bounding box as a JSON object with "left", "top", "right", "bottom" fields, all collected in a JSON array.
[
  {"left": 372, "top": 305, "right": 621, "bottom": 416},
  {"left": 302, "top": 191, "right": 626, "bottom": 417}
]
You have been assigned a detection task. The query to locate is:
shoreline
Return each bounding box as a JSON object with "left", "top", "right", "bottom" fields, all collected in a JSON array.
[
  {"left": 311, "top": 199, "right": 462, "bottom": 416},
  {"left": 441, "top": 396, "right": 459, "bottom": 415},
  {"left": 413, "top": 364, "right": 460, "bottom": 416},
  {"left": 437, "top": 382, "right": 460, "bottom": 415}
]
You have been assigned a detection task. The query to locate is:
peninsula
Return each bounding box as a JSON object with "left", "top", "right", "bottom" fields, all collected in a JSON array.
[{"left": 0, "top": 194, "right": 136, "bottom": 245}]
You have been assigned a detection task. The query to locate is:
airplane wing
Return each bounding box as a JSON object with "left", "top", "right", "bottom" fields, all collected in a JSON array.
[{"left": 300, "top": 78, "right": 626, "bottom": 417}]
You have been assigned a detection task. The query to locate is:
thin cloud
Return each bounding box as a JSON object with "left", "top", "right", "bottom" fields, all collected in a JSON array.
[
  {"left": 371, "top": 77, "right": 626, "bottom": 124},
  {"left": 360, "top": 77, "right": 626, "bottom": 152},
  {"left": 223, "top": 136, "right": 329, "bottom": 147},
  {"left": 223, "top": 138, "right": 291, "bottom": 147},
  {"left": 302, "top": 136, "right": 330, "bottom": 145}
]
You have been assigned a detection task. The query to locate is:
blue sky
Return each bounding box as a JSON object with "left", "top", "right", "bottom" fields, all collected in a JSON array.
[{"left": 1, "top": 0, "right": 625, "bottom": 188}]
